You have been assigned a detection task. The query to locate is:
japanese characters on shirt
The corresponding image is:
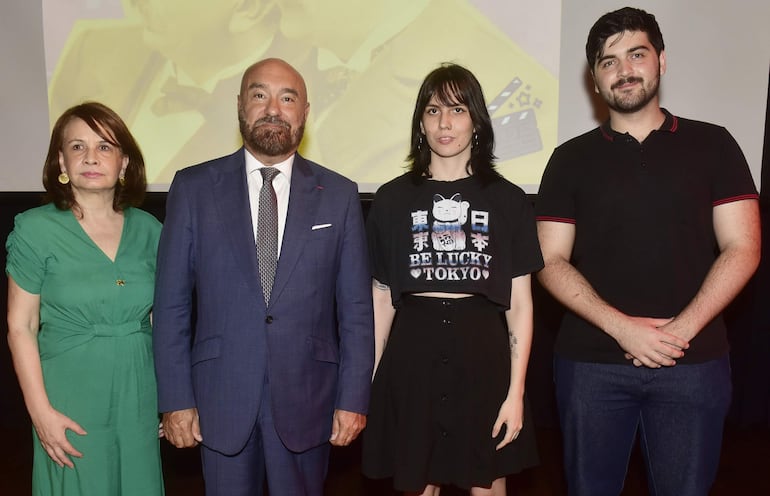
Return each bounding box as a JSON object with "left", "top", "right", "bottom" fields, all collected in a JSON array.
[{"left": 409, "top": 193, "right": 491, "bottom": 282}]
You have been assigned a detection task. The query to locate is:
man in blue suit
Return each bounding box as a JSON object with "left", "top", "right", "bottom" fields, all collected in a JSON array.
[{"left": 153, "top": 57, "right": 374, "bottom": 496}]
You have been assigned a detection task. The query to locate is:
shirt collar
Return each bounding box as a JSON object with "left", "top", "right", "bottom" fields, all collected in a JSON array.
[
  {"left": 244, "top": 149, "right": 295, "bottom": 183},
  {"left": 600, "top": 108, "right": 679, "bottom": 142}
]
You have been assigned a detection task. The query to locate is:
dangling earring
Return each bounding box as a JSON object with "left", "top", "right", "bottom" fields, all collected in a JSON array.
[
  {"left": 472, "top": 131, "right": 479, "bottom": 149},
  {"left": 58, "top": 172, "right": 70, "bottom": 185},
  {"left": 119, "top": 173, "right": 126, "bottom": 186},
  {"left": 417, "top": 135, "right": 423, "bottom": 151}
]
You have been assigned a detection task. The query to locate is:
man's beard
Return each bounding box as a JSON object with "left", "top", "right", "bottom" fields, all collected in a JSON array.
[
  {"left": 605, "top": 74, "right": 660, "bottom": 114},
  {"left": 239, "top": 112, "right": 304, "bottom": 158}
]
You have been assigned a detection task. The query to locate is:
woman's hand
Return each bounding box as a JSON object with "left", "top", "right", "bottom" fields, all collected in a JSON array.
[
  {"left": 31, "top": 406, "right": 87, "bottom": 468},
  {"left": 491, "top": 396, "right": 524, "bottom": 451}
]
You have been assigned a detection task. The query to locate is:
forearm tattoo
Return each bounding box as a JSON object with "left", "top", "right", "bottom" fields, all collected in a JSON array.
[{"left": 508, "top": 330, "right": 519, "bottom": 359}]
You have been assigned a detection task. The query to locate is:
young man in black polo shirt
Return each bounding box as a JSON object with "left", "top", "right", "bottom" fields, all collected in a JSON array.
[{"left": 535, "top": 7, "right": 760, "bottom": 495}]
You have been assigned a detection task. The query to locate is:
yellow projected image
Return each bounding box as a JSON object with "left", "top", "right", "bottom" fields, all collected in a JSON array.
[{"left": 47, "top": 0, "right": 558, "bottom": 191}]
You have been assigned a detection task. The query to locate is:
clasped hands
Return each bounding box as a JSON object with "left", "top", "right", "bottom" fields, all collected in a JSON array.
[{"left": 614, "top": 316, "right": 690, "bottom": 368}]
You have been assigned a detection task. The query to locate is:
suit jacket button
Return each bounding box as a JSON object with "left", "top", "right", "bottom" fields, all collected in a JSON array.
[{"left": 265, "top": 316, "right": 273, "bottom": 324}]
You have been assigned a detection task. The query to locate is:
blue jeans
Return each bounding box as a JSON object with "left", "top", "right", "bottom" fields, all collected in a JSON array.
[{"left": 554, "top": 355, "right": 731, "bottom": 496}]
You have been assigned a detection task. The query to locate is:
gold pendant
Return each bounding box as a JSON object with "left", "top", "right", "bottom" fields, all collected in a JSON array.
[{"left": 116, "top": 279, "right": 126, "bottom": 286}]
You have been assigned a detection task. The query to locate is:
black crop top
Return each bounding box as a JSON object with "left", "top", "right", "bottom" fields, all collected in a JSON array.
[{"left": 367, "top": 173, "right": 543, "bottom": 309}]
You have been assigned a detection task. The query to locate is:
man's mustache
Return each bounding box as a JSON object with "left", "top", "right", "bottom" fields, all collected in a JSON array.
[
  {"left": 611, "top": 77, "right": 643, "bottom": 89},
  {"left": 256, "top": 116, "right": 290, "bottom": 128}
]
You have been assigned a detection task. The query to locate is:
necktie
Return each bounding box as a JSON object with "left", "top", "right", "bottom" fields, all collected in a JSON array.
[{"left": 257, "top": 167, "right": 280, "bottom": 305}]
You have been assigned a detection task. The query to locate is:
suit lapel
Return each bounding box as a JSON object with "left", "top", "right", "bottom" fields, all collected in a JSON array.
[
  {"left": 270, "top": 155, "right": 320, "bottom": 304},
  {"left": 212, "top": 149, "right": 261, "bottom": 296}
]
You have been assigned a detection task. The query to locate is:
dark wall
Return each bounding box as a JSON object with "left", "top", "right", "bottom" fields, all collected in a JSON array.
[
  {"left": 0, "top": 191, "right": 559, "bottom": 429},
  {"left": 0, "top": 192, "right": 165, "bottom": 427},
  {"left": 1, "top": 194, "right": 47, "bottom": 426},
  {"left": 1, "top": 187, "right": 766, "bottom": 430},
  {"left": 728, "top": 67, "right": 770, "bottom": 427}
]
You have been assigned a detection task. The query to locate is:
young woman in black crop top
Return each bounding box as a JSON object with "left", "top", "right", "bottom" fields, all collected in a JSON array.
[{"left": 362, "top": 64, "right": 543, "bottom": 495}]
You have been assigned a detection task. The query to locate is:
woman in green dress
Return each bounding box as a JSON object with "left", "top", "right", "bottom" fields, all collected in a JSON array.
[{"left": 6, "top": 102, "right": 165, "bottom": 495}]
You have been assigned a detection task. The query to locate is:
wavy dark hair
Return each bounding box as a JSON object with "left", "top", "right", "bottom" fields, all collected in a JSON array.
[
  {"left": 43, "top": 102, "right": 147, "bottom": 212},
  {"left": 586, "top": 7, "right": 665, "bottom": 70},
  {"left": 406, "top": 63, "right": 500, "bottom": 184}
]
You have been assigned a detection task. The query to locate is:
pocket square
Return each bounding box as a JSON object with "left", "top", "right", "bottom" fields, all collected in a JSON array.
[{"left": 311, "top": 223, "right": 332, "bottom": 230}]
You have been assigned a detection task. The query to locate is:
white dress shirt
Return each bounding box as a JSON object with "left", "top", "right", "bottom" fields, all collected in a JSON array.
[{"left": 245, "top": 150, "right": 294, "bottom": 257}]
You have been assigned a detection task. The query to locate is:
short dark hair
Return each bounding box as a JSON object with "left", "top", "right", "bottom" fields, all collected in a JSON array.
[
  {"left": 586, "top": 7, "right": 665, "bottom": 69},
  {"left": 43, "top": 102, "right": 147, "bottom": 212},
  {"left": 407, "top": 63, "right": 500, "bottom": 184}
]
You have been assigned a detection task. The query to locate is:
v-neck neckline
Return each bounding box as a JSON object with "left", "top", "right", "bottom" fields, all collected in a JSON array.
[{"left": 67, "top": 207, "right": 130, "bottom": 264}]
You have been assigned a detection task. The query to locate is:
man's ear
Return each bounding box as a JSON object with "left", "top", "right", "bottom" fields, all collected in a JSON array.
[
  {"left": 658, "top": 50, "right": 667, "bottom": 76},
  {"left": 229, "top": 0, "right": 273, "bottom": 34},
  {"left": 590, "top": 70, "right": 600, "bottom": 94}
]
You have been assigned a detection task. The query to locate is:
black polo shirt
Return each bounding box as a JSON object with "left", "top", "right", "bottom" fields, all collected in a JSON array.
[{"left": 536, "top": 109, "right": 758, "bottom": 364}]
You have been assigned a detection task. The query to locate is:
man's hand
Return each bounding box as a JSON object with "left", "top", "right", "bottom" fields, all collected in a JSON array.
[
  {"left": 329, "top": 409, "right": 366, "bottom": 446},
  {"left": 162, "top": 408, "right": 202, "bottom": 448},
  {"left": 613, "top": 316, "right": 688, "bottom": 368}
]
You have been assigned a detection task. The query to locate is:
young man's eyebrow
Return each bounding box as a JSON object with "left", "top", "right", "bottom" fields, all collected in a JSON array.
[{"left": 596, "top": 45, "right": 651, "bottom": 65}]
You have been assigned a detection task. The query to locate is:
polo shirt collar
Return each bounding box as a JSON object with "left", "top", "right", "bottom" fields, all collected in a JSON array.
[{"left": 599, "top": 108, "right": 679, "bottom": 142}]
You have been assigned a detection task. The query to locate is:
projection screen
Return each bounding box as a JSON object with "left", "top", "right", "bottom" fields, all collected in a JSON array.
[
  {"left": 2, "top": 0, "right": 768, "bottom": 193},
  {"left": 39, "top": 0, "right": 560, "bottom": 192}
]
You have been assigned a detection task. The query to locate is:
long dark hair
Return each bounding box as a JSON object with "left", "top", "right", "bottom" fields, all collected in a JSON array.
[
  {"left": 43, "top": 102, "right": 147, "bottom": 212},
  {"left": 406, "top": 63, "right": 500, "bottom": 184}
]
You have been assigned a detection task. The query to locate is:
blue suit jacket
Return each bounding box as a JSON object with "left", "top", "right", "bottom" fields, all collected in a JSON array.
[{"left": 153, "top": 149, "right": 373, "bottom": 454}]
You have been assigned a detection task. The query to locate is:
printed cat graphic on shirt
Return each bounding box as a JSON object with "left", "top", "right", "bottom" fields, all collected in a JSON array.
[{"left": 431, "top": 193, "right": 470, "bottom": 251}]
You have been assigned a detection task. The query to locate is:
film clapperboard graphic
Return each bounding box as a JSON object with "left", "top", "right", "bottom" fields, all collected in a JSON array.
[{"left": 487, "top": 77, "right": 543, "bottom": 161}]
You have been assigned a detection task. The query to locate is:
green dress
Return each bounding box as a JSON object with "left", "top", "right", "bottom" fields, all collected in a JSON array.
[{"left": 6, "top": 204, "right": 165, "bottom": 496}]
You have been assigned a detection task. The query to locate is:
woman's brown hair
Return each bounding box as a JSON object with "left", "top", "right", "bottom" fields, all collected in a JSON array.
[{"left": 43, "top": 101, "right": 147, "bottom": 212}]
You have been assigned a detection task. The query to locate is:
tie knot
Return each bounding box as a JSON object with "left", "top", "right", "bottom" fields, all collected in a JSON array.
[{"left": 260, "top": 167, "right": 280, "bottom": 184}]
